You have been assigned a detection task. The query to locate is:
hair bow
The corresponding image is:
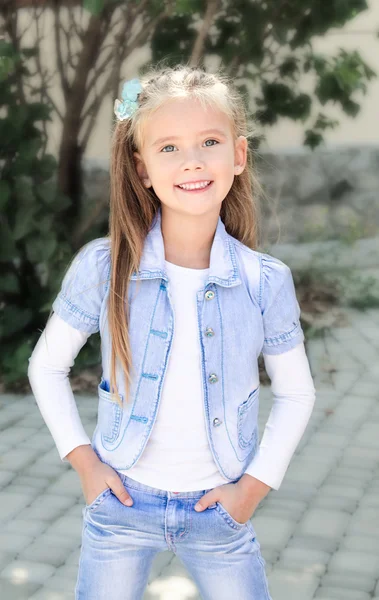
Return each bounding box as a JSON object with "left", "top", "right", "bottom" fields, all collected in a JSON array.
[{"left": 114, "top": 78, "right": 142, "bottom": 121}]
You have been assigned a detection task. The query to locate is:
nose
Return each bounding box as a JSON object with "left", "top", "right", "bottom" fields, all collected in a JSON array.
[{"left": 181, "top": 149, "right": 205, "bottom": 172}]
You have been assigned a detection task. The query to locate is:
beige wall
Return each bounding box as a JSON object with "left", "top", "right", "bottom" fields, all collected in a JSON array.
[
  {"left": 19, "top": 1, "right": 379, "bottom": 158},
  {"left": 262, "top": 0, "right": 379, "bottom": 151}
]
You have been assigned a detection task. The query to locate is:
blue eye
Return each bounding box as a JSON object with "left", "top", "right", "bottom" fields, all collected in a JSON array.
[
  {"left": 161, "top": 145, "right": 176, "bottom": 152},
  {"left": 204, "top": 139, "right": 218, "bottom": 146}
]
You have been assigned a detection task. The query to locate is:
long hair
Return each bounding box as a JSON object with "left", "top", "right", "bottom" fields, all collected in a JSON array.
[
  {"left": 56, "top": 63, "right": 264, "bottom": 410},
  {"left": 108, "top": 64, "right": 264, "bottom": 408}
]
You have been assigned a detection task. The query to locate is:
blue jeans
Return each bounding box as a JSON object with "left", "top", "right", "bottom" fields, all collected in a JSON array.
[{"left": 75, "top": 471, "right": 272, "bottom": 599}]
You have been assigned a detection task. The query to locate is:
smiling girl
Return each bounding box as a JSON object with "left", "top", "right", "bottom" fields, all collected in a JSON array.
[{"left": 28, "top": 64, "right": 316, "bottom": 599}]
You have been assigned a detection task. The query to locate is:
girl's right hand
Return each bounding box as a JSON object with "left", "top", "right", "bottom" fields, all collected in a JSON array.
[{"left": 79, "top": 460, "right": 133, "bottom": 507}]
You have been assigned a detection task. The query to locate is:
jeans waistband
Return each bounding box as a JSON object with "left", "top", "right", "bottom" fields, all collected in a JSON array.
[{"left": 118, "top": 471, "right": 240, "bottom": 499}]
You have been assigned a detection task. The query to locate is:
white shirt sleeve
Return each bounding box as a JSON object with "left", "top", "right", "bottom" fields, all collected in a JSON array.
[
  {"left": 244, "top": 342, "right": 316, "bottom": 490},
  {"left": 27, "top": 312, "right": 93, "bottom": 461}
]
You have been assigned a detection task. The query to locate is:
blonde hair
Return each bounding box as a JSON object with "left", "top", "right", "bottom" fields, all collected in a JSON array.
[{"left": 54, "top": 63, "right": 264, "bottom": 410}]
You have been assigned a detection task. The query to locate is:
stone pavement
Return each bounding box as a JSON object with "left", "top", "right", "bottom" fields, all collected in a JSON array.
[{"left": 0, "top": 306, "right": 379, "bottom": 599}]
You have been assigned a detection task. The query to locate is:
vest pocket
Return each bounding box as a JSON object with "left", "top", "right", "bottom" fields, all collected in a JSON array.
[
  {"left": 237, "top": 386, "right": 259, "bottom": 449},
  {"left": 98, "top": 380, "right": 123, "bottom": 445}
]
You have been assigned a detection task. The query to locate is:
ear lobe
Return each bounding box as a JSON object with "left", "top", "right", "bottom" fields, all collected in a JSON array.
[{"left": 234, "top": 136, "right": 248, "bottom": 175}]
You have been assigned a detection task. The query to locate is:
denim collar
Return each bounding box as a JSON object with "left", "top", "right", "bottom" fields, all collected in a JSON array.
[{"left": 131, "top": 208, "right": 242, "bottom": 288}]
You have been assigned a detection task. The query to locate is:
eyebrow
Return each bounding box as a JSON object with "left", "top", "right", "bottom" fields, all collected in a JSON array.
[{"left": 150, "top": 128, "right": 228, "bottom": 148}]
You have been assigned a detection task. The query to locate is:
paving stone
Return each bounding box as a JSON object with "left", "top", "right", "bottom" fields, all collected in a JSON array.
[
  {"left": 0, "top": 470, "right": 16, "bottom": 487},
  {"left": 257, "top": 507, "right": 302, "bottom": 522},
  {"left": 19, "top": 541, "right": 71, "bottom": 568},
  {"left": 310, "top": 494, "right": 357, "bottom": 514},
  {"left": 309, "top": 431, "right": 351, "bottom": 448},
  {"left": 343, "top": 445, "right": 379, "bottom": 464},
  {"left": 43, "top": 574, "right": 76, "bottom": 592},
  {"left": 349, "top": 380, "right": 379, "bottom": 398},
  {"left": 0, "top": 427, "right": 38, "bottom": 446},
  {"left": 47, "top": 470, "right": 82, "bottom": 497},
  {"left": 297, "top": 509, "right": 350, "bottom": 539},
  {"left": 260, "top": 548, "right": 280, "bottom": 565},
  {"left": 347, "top": 508, "right": 379, "bottom": 537},
  {"left": 251, "top": 515, "right": 295, "bottom": 550},
  {"left": 0, "top": 448, "right": 43, "bottom": 472},
  {"left": 28, "top": 464, "right": 68, "bottom": 480},
  {"left": 267, "top": 568, "right": 320, "bottom": 600},
  {"left": 25, "top": 534, "right": 80, "bottom": 552},
  {"left": 0, "top": 551, "right": 17, "bottom": 570},
  {"left": 0, "top": 533, "right": 35, "bottom": 553},
  {"left": 331, "top": 396, "right": 375, "bottom": 423},
  {"left": 43, "top": 516, "right": 83, "bottom": 541},
  {"left": 0, "top": 560, "right": 56, "bottom": 584},
  {"left": 328, "top": 550, "right": 379, "bottom": 577},
  {"left": 0, "top": 492, "right": 35, "bottom": 523},
  {"left": 4, "top": 518, "right": 48, "bottom": 537},
  {"left": 353, "top": 424, "right": 379, "bottom": 448},
  {"left": 64, "top": 549, "right": 80, "bottom": 566},
  {"left": 273, "top": 481, "right": 318, "bottom": 502},
  {"left": 64, "top": 504, "right": 84, "bottom": 518},
  {"left": 29, "top": 589, "right": 74, "bottom": 600},
  {"left": 320, "top": 571, "right": 376, "bottom": 593},
  {"left": 278, "top": 547, "right": 330, "bottom": 576},
  {"left": 23, "top": 435, "right": 56, "bottom": 452},
  {"left": 284, "top": 459, "right": 331, "bottom": 487},
  {"left": 315, "top": 588, "right": 370, "bottom": 600},
  {"left": 3, "top": 485, "right": 41, "bottom": 498},
  {"left": 24, "top": 495, "right": 76, "bottom": 522},
  {"left": 329, "top": 466, "right": 374, "bottom": 483},
  {"left": 54, "top": 564, "right": 79, "bottom": 579},
  {"left": 340, "top": 534, "right": 379, "bottom": 554},
  {"left": 0, "top": 579, "right": 40, "bottom": 599},
  {"left": 12, "top": 475, "right": 50, "bottom": 489},
  {"left": 318, "top": 483, "right": 363, "bottom": 501},
  {"left": 287, "top": 535, "right": 339, "bottom": 553}
]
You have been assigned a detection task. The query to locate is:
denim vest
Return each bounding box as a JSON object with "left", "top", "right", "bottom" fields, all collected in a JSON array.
[{"left": 52, "top": 209, "right": 304, "bottom": 481}]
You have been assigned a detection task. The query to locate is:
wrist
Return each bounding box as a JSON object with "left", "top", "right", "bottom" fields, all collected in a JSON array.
[
  {"left": 237, "top": 473, "right": 271, "bottom": 499},
  {"left": 66, "top": 444, "right": 100, "bottom": 475}
]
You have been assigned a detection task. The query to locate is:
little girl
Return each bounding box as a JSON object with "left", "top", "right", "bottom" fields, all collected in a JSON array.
[{"left": 28, "top": 64, "right": 316, "bottom": 600}]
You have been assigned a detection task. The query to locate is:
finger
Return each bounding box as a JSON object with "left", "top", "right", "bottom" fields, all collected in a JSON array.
[
  {"left": 194, "top": 493, "right": 215, "bottom": 511},
  {"left": 108, "top": 477, "right": 133, "bottom": 506}
]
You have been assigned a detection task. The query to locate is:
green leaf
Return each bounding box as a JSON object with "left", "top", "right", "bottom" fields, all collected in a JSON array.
[
  {"left": 0, "top": 306, "right": 33, "bottom": 337},
  {"left": 0, "top": 273, "right": 19, "bottom": 294},
  {"left": 25, "top": 234, "right": 57, "bottom": 263},
  {"left": 84, "top": 0, "right": 104, "bottom": 15},
  {"left": 0, "top": 180, "right": 11, "bottom": 210},
  {"left": 0, "top": 219, "right": 16, "bottom": 261}
]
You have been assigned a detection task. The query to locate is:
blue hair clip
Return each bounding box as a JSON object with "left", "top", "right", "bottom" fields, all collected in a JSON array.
[{"left": 114, "top": 78, "right": 143, "bottom": 121}]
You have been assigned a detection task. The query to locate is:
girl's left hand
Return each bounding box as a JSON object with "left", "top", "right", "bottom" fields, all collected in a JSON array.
[{"left": 194, "top": 477, "right": 270, "bottom": 524}]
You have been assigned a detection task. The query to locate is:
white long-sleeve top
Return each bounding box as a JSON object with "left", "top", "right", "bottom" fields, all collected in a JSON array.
[{"left": 28, "top": 260, "right": 316, "bottom": 491}]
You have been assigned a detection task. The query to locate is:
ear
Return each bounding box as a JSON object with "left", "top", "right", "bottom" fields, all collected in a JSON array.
[
  {"left": 133, "top": 152, "right": 152, "bottom": 188},
  {"left": 234, "top": 136, "right": 248, "bottom": 176}
]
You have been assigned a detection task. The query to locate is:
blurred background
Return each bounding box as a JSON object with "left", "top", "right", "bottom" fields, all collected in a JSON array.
[{"left": 1, "top": 1, "right": 379, "bottom": 599}]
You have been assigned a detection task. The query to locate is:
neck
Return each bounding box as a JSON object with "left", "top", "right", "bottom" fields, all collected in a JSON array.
[{"left": 160, "top": 206, "right": 220, "bottom": 269}]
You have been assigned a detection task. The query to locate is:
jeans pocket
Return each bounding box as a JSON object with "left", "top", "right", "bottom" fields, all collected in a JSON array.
[
  {"left": 85, "top": 487, "right": 112, "bottom": 512},
  {"left": 208, "top": 501, "right": 249, "bottom": 530}
]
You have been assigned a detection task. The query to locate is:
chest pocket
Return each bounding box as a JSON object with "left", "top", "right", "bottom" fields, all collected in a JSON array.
[
  {"left": 237, "top": 386, "right": 259, "bottom": 449},
  {"left": 98, "top": 380, "right": 123, "bottom": 445}
]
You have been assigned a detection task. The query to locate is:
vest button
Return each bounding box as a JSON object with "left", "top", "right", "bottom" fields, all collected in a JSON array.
[
  {"left": 205, "top": 290, "right": 215, "bottom": 300},
  {"left": 205, "top": 327, "right": 215, "bottom": 337},
  {"left": 213, "top": 417, "right": 222, "bottom": 427},
  {"left": 208, "top": 373, "right": 218, "bottom": 384}
]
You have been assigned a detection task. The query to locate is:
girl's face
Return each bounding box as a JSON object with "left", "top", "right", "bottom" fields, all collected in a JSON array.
[{"left": 133, "top": 97, "right": 247, "bottom": 218}]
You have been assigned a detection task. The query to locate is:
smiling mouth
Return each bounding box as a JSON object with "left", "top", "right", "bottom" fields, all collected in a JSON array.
[{"left": 176, "top": 181, "right": 213, "bottom": 192}]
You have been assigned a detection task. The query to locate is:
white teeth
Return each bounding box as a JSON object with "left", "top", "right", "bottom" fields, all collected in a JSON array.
[{"left": 178, "top": 181, "right": 211, "bottom": 190}]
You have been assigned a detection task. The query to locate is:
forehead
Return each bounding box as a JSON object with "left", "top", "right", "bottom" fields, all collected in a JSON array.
[{"left": 140, "top": 97, "right": 233, "bottom": 146}]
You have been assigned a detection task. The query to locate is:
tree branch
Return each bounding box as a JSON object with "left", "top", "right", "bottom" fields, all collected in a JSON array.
[{"left": 189, "top": 0, "right": 221, "bottom": 67}]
